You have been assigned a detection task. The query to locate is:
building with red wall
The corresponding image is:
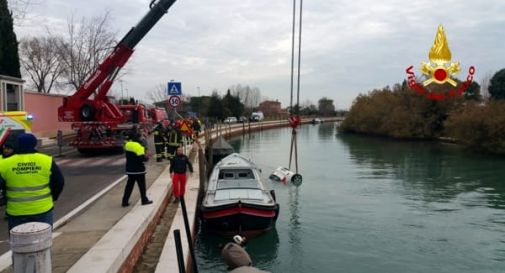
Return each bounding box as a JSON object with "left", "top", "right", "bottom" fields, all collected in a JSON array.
[
  {"left": 258, "top": 100, "right": 282, "bottom": 117},
  {"left": 24, "top": 91, "right": 72, "bottom": 137}
]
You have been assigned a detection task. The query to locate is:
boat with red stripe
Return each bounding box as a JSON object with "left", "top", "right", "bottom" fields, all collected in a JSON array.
[{"left": 200, "top": 153, "right": 279, "bottom": 236}]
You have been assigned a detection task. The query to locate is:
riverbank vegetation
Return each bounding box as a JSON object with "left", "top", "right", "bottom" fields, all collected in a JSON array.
[{"left": 340, "top": 68, "right": 505, "bottom": 154}]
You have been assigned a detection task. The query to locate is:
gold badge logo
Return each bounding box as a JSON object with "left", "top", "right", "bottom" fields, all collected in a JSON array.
[
  {"left": 421, "top": 25, "right": 460, "bottom": 86},
  {"left": 406, "top": 25, "right": 475, "bottom": 101}
]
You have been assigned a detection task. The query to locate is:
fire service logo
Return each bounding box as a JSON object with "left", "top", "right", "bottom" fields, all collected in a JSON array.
[{"left": 406, "top": 25, "right": 475, "bottom": 101}]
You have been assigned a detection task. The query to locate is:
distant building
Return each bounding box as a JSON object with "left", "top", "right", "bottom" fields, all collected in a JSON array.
[
  {"left": 258, "top": 100, "right": 282, "bottom": 117},
  {"left": 0, "top": 75, "right": 24, "bottom": 111},
  {"left": 24, "top": 91, "right": 72, "bottom": 137}
]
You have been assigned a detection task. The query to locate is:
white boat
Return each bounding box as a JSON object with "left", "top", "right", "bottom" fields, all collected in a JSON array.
[{"left": 200, "top": 153, "right": 279, "bottom": 236}]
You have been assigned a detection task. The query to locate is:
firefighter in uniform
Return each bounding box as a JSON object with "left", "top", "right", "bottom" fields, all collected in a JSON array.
[
  {"left": 153, "top": 122, "right": 165, "bottom": 162},
  {"left": 191, "top": 117, "right": 202, "bottom": 140},
  {"left": 163, "top": 123, "right": 172, "bottom": 160},
  {"left": 0, "top": 133, "right": 64, "bottom": 230},
  {"left": 166, "top": 124, "right": 180, "bottom": 160}
]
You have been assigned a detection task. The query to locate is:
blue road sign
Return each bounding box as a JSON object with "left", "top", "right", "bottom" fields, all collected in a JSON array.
[{"left": 168, "top": 82, "right": 182, "bottom": 96}]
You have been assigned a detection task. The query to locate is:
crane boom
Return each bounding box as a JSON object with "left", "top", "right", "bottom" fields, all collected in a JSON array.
[{"left": 58, "top": 0, "right": 177, "bottom": 123}]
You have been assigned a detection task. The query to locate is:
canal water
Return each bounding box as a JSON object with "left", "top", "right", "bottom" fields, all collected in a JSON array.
[{"left": 195, "top": 123, "right": 505, "bottom": 273}]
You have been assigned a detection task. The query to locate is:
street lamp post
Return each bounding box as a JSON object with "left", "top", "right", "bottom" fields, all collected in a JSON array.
[{"left": 120, "top": 80, "right": 124, "bottom": 104}]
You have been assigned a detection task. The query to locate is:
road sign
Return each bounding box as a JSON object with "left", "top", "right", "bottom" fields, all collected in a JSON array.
[
  {"left": 180, "top": 121, "right": 191, "bottom": 133},
  {"left": 168, "top": 95, "right": 181, "bottom": 108},
  {"left": 168, "top": 82, "right": 182, "bottom": 95}
]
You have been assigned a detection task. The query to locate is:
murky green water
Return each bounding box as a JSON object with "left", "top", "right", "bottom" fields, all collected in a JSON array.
[{"left": 196, "top": 123, "right": 505, "bottom": 273}]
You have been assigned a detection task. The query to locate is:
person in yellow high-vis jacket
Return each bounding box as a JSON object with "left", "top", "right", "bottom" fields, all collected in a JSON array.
[
  {"left": 122, "top": 131, "right": 152, "bottom": 207},
  {"left": 0, "top": 134, "right": 64, "bottom": 230}
]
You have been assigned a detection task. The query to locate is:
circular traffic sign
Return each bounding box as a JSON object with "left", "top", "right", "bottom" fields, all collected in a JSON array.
[{"left": 168, "top": 95, "right": 181, "bottom": 108}]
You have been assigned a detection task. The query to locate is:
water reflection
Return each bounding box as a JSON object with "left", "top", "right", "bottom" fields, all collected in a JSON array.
[
  {"left": 287, "top": 185, "right": 303, "bottom": 270},
  {"left": 316, "top": 123, "right": 335, "bottom": 140},
  {"left": 336, "top": 133, "right": 505, "bottom": 209}
]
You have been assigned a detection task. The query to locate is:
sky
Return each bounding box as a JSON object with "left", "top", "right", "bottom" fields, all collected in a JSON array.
[{"left": 12, "top": 0, "right": 505, "bottom": 109}]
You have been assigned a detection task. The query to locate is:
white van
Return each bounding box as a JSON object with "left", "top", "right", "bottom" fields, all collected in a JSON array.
[{"left": 250, "top": 112, "right": 264, "bottom": 122}]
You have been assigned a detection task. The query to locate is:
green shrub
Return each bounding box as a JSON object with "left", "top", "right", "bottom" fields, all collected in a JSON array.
[
  {"left": 445, "top": 101, "right": 505, "bottom": 153},
  {"left": 340, "top": 83, "right": 459, "bottom": 139}
]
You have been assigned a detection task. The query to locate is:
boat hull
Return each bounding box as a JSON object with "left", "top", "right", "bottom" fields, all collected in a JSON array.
[{"left": 201, "top": 203, "right": 279, "bottom": 236}]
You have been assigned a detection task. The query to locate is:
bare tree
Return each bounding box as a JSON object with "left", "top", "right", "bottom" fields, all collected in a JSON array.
[
  {"left": 480, "top": 72, "right": 493, "bottom": 102},
  {"left": 19, "top": 35, "right": 65, "bottom": 93},
  {"left": 229, "top": 84, "right": 261, "bottom": 108},
  {"left": 147, "top": 83, "right": 167, "bottom": 103},
  {"left": 301, "top": 99, "right": 314, "bottom": 108},
  {"left": 58, "top": 12, "right": 116, "bottom": 90},
  {"left": 9, "top": 0, "right": 36, "bottom": 24}
]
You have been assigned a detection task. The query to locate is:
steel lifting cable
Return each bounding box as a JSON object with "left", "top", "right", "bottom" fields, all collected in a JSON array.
[{"left": 288, "top": 0, "right": 303, "bottom": 181}]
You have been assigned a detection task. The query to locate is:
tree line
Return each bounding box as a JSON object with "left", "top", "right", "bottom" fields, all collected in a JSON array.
[
  {"left": 340, "top": 68, "right": 505, "bottom": 154},
  {"left": 155, "top": 86, "right": 339, "bottom": 121},
  {"left": 0, "top": 1, "right": 116, "bottom": 93}
]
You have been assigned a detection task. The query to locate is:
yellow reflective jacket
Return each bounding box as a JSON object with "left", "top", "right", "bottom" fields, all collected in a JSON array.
[{"left": 0, "top": 153, "right": 53, "bottom": 216}]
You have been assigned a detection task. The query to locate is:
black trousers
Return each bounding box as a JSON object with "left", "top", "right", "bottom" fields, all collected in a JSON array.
[
  {"left": 167, "top": 145, "right": 177, "bottom": 159},
  {"left": 154, "top": 143, "right": 164, "bottom": 161},
  {"left": 122, "top": 173, "right": 148, "bottom": 204}
]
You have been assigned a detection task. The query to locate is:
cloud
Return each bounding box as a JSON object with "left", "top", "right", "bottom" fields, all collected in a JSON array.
[{"left": 13, "top": 0, "right": 505, "bottom": 109}]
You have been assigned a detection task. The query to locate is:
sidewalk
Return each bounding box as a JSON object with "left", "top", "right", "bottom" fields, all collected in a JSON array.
[{"left": 0, "top": 156, "right": 169, "bottom": 273}]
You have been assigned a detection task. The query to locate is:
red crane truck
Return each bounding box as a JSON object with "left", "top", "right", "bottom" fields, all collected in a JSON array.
[{"left": 58, "top": 0, "right": 176, "bottom": 153}]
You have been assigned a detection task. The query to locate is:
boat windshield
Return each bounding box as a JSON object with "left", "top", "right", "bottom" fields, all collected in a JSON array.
[
  {"left": 218, "top": 169, "right": 255, "bottom": 180},
  {"left": 217, "top": 169, "right": 260, "bottom": 189}
]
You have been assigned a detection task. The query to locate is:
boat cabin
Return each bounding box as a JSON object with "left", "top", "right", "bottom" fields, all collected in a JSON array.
[{"left": 214, "top": 168, "right": 264, "bottom": 201}]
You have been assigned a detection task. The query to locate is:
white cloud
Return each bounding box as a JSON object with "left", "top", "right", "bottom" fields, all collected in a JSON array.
[{"left": 13, "top": 0, "right": 505, "bottom": 109}]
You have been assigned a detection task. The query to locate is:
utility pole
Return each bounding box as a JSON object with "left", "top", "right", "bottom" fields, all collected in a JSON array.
[
  {"left": 197, "top": 86, "right": 201, "bottom": 117},
  {"left": 120, "top": 80, "right": 124, "bottom": 104}
]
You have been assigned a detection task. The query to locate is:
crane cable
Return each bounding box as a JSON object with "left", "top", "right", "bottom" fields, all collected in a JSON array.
[{"left": 288, "top": 0, "right": 303, "bottom": 177}]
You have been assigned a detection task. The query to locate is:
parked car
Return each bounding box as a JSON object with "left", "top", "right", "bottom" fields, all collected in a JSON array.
[
  {"left": 238, "top": 116, "right": 248, "bottom": 123},
  {"left": 250, "top": 112, "right": 264, "bottom": 122},
  {"left": 224, "top": 117, "right": 238, "bottom": 123}
]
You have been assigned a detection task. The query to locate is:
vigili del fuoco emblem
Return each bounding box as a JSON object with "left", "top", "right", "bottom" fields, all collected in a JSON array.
[{"left": 406, "top": 25, "right": 475, "bottom": 101}]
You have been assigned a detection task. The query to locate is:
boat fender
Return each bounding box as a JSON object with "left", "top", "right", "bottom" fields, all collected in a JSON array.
[{"left": 222, "top": 242, "right": 252, "bottom": 269}]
